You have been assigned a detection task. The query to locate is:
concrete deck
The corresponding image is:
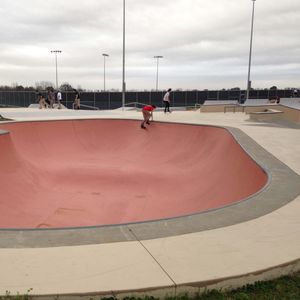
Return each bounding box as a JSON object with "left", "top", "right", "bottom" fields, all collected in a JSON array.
[{"left": 0, "top": 107, "right": 299, "bottom": 299}]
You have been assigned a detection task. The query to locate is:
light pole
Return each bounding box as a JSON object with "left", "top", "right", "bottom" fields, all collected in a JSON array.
[
  {"left": 246, "top": 0, "right": 256, "bottom": 101},
  {"left": 154, "top": 56, "right": 163, "bottom": 91},
  {"left": 102, "top": 53, "right": 109, "bottom": 91},
  {"left": 122, "top": 0, "right": 126, "bottom": 110},
  {"left": 50, "top": 50, "right": 62, "bottom": 90}
]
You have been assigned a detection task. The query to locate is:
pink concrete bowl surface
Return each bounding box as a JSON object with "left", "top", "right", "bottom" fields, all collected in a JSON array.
[{"left": 0, "top": 119, "right": 268, "bottom": 229}]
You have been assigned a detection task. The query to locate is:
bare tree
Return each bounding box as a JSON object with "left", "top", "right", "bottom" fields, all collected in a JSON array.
[
  {"left": 35, "top": 81, "right": 54, "bottom": 90},
  {"left": 59, "top": 82, "right": 74, "bottom": 91}
]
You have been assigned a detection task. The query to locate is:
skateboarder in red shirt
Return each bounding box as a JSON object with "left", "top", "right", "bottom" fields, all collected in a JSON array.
[{"left": 141, "top": 105, "right": 156, "bottom": 129}]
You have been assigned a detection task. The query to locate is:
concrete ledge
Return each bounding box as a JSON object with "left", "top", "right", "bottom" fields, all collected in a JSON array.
[
  {"left": 12, "top": 259, "right": 300, "bottom": 299},
  {"left": 201, "top": 104, "right": 243, "bottom": 113},
  {"left": 244, "top": 105, "right": 280, "bottom": 114},
  {"left": 249, "top": 109, "right": 284, "bottom": 122},
  {"left": 201, "top": 104, "right": 231, "bottom": 113},
  {"left": 174, "top": 259, "right": 300, "bottom": 300},
  {"left": 279, "top": 105, "right": 300, "bottom": 123}
]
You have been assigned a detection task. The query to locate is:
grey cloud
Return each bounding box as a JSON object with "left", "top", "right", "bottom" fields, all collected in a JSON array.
[{"left": 0, "top": 0, "right": 299, "bottom": 90}]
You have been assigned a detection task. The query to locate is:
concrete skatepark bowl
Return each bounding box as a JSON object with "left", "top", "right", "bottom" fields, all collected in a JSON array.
[
  {"left": 0, "top": 119, "right": 267, "bottom": 229},
  {"left": 0, "top": 113, "right": 299, "bottom": 298}
]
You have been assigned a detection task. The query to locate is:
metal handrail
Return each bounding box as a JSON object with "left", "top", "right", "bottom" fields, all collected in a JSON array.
[
  {"left": 78, "top": 104, "right": 99, "bottom": 110},
  {"left": 0, "top": 103, "right": 21, "bottom": 108},
  {"left": 124, "top": 102, "right": 149, "bottom": 109},
  {"left": 224, "top": 104, "right": 237, "bottom": 113}
]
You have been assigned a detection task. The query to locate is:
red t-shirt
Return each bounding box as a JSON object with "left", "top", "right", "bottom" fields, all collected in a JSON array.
[{"left": 143, "top": 105, "right": 154, "bottom": 111}]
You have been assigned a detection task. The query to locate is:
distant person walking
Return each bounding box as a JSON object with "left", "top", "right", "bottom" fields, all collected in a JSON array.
[
  {"left": 48, "top": 88, "right": 55, "bottom": 108},
  {"left": 141, "top": 105, "right": 156, "bottom": 129},
  {"left": 268, "top": 96, "right": 280, "bottom": 104},
  {"left": 73, "top": 89, "right": 81, "bottom": 110},
  {"left": 163, "top": 88, "right": 172, "bottom": 113},
  {"left": 37, "top": 92, "right": 47, "bottom": 109},
  {"left": 45, "top": 90, "right": 51, "bottom": 107},
  {"left": 56, "top": 90, "right": 62, "bottom": 109}
]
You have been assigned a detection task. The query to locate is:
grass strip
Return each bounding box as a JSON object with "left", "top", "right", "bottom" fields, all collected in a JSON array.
[{"left": 0, "top": 272, "right": 299, "bottom": 300}]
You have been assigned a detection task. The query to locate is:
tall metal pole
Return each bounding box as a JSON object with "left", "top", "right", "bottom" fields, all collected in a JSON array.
[
  {"left": 246, "top": 0, "right": 256, "bottom": 101},
  {"left": 102, "top": 53, "right": 109, "bottom": 91},
  {"left": 154, "top": 55, "right": 163, "bottom": 91},
  {"left": 122, "top": 0, "right": 126, "bottom": 110},
  {"left": 55, "top": 53, "right": 58, "bottom": 89},
  {"left": 51, "top": 50, "right": 62, "bottom": 90}
]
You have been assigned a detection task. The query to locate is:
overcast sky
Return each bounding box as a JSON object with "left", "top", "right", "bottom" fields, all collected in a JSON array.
[{"left": 0, "top": 0, "right": 299, "bottom": 91}]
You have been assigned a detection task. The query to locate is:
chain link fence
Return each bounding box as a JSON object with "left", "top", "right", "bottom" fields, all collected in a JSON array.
[{"left": 0, "top": 89, "right": 295, "bottom": 109}]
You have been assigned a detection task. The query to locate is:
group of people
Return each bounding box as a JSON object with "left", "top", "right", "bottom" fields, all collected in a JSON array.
[
  {"left": 38, "top": 87, "right": 171, "bottom": 128},
  {"left": 37, "top": 89, "right": 80, "bottom": 110},
  {"left": 140, "top": 88, "right": 172, "bottom": 129},
  {"left": 37, "top": 89, "right": 62, "bottom": 109},
  {"left": 268, "top": 96, "right": 280, "bottom": 104}
]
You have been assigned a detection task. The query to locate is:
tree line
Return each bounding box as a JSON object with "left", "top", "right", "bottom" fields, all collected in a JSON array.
[{"left": 0, "top": 81, "right": 79, "bottom": 92}]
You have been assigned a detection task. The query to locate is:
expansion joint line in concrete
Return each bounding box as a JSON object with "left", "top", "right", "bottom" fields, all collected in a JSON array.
[{"left": 128, "top": 227, "right": 177, "bottom": 288}]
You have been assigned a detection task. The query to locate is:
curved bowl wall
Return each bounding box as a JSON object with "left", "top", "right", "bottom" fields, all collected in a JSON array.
[{"left": 0, "top": 120, "right": 268, "bottom": 229}]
